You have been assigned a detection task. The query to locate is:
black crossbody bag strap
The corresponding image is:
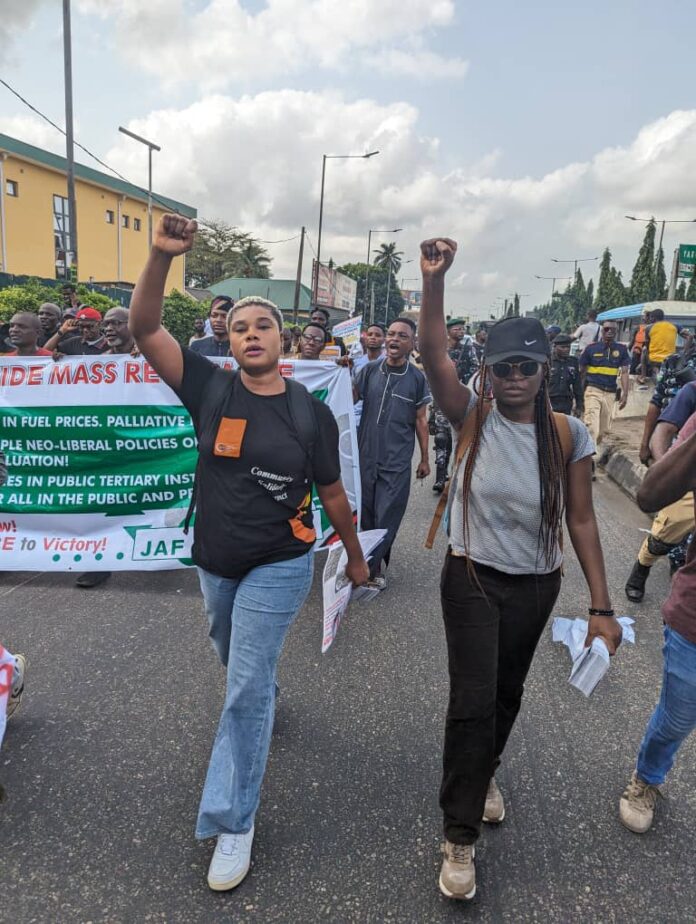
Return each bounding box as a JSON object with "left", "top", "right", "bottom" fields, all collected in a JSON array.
[
  {"left": 183, "top": 370, "right": 238, "bottom": 535},
  {"left": 285, "top": 377, "right": 318, "bottom": 484}
]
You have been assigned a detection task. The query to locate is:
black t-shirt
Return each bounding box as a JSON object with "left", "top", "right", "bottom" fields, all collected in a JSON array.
[
  {"left": 175, "top": 347, "right": 341, "bottom": 579},
  {"left": 60, "top": 335, "right": 108, "bottom": 355}
]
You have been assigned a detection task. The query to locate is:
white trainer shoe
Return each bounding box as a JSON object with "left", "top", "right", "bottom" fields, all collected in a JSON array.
[{"left": 207, "top": 826, "right": 255, "bottom": 891}]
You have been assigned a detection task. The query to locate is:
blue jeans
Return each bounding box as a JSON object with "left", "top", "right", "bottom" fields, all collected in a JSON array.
[
  {"left": 195, "top": 551, "right": 314, "bottom": 839},
  {"left": 637, "top": 626, "right": 696, "bottom": 785}
]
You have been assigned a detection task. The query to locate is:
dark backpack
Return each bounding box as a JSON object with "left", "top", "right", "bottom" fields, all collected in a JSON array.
[{"left": 183, "top": 370, "right": 318, "bottom": 534}]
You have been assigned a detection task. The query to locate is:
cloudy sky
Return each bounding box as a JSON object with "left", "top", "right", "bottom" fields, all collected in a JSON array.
[{"left": 2, "top": 0, "right": 696, "bottom": 315}]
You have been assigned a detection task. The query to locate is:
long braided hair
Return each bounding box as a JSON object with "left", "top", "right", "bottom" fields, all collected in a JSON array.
[{"left": 460, "top": 362, "right": 568, "bottom": 583}]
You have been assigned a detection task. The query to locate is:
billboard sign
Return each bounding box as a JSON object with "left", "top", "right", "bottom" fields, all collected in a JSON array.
[
  {"left": 678, "top": 244, "right": 696, "bottom": 278},
  {"left": 401, "top": 289, "right": 422, "bottom": 310},
  {"left": 313, "top": 261, "right": 357, "bottom": 312}
]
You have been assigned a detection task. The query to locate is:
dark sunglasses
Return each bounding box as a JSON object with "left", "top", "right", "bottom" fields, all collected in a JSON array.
[
  {"left": 602, "top": 326, "right": 616, "bottom": 332},
  {"left": 302, "top": 333, "right": 325, "bottom": 345},
  {"left": 491, "top": 360, "right": 540, "bottom": 378}
]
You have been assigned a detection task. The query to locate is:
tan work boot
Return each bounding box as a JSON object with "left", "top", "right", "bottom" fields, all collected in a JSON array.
[
  {"left": 483, "top": 777, "right": 505, "bottom": 823},
  {"left": 439, "top": 841, "right": 476, "bottom": 900},
  {"left": 619, "top": 771, "right": 662, "bottom": 834}
]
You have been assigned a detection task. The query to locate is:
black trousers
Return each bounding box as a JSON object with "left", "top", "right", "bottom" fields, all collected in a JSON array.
[{"left": 440, "top": 553, "right": 561, "bottom": 844}]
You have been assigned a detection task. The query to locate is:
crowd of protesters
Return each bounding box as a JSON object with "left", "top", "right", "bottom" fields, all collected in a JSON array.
[{"left": 2, "top": 218, "right": 696, "bottom": 903}]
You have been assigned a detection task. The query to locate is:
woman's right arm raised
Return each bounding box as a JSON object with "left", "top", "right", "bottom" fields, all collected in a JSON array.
[
  {"left": 129, "top": 215, "right": 198, "bottom": 391},
  {"left": 417, "top": 238, "right": 472, "bottom": 430}
]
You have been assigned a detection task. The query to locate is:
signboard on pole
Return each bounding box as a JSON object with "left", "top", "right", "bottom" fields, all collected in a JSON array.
[
  {"left": 401, "top": 289, "right": 422, "bottom": 310},
  {"left": 313, "top": 261, "right": 357, "bottom": 312},
  {"left": 677, "top": 244, "right": 696, "bottom": 278}
]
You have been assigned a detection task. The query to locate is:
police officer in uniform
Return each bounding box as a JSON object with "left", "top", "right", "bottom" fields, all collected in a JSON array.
[
  {"left": 548, "top": 333, "right": 584, "bottom": 416},
  {"left": 430, "top": 317, "right": 478, "bottom": 492}
]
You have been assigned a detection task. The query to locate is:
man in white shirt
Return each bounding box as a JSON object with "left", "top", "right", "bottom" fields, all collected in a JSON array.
[{"left": 573, "top": 308, "right": 602, "bottom": 353}]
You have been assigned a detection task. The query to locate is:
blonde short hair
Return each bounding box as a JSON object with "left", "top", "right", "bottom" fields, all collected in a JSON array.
[{"left": 227, "top": 296, "right": 284, "bottom": 332}]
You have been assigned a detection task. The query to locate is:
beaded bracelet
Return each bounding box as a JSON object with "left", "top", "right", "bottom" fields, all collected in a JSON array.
[{"left": 589, "top": 607, "right": 615, "bottom": 617}]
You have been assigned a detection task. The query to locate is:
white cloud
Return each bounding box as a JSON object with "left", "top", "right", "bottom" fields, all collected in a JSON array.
[
  {"left": 75, "top": 0, "right": 465, "bottom": 88},
  {"left": 100, "top": 93, "right": 696, "bottom": 315},
  {"left": 0, "top": 115, "right": 65, "bottom": 153},
  {"left": 0, "top": 0, "right": 46, "bottom": 64}
]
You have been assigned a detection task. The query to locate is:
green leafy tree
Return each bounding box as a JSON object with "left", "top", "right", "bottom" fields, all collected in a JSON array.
[
  {"left": 339, "top": 262, "right": 405, "bottom": 326},
  {"left": 162, "top": 290, "right": 209, "bottom": 345},
  {"left": 675, "top": 280, "right": 687, "bottom": 301},
  {"left": 185, "top": 219, "right": 272, "bottom": 288},
  {"left": 586, "top": 278, "right": 594, "bottom": 306},
  {"left": 655, "top": 247, "right": 667, "bottom": 300},
  {"left": 0, "top": 278, "right": 62, "bottom": 322},
  {"left": 372, "top": 242, "right": 403, "bottom": 275},
  {"left": 686, "top": 271, "right": 696, "bottom": 302},
  {"left": 628, "top": 219, "right": 657, "bottom": 302}
]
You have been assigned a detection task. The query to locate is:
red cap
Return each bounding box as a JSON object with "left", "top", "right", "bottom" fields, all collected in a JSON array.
[{"left": 76, "top": 307, "right": 102, "bottom": 321}]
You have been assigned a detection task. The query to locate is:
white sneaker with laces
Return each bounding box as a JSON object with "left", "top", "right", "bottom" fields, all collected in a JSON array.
[{"left": 207, "top": 826, "right": 255, "bottom": 891}]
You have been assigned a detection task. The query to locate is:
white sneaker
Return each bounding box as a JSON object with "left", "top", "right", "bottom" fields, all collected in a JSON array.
[
  {"left": 207, "top": 826, "right": 254, "bottom": 891},
  {"left": 7, "top": 653, "right": 26, "bottom": 719}
]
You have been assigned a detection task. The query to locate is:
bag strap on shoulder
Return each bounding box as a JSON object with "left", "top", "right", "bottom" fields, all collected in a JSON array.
[
  {"left": 552, "top": 411, "right": 573, "bottom": 466},
  {"left": 425, "top": 402, "right": 490, "bottom": 549},
  {"left": 285, "top": 377, "right": 318, "bottom": 481},
  {"left": 183, "top": 369, "right": 238, "bottom": 535}
]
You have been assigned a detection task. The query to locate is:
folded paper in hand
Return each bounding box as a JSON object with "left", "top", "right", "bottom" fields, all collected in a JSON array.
[
  {"left": 552, "top": 616, "right": 635, "bottom": 697},
  {"left": 321, "top": 529, "right": 386, "bottom": 653}
]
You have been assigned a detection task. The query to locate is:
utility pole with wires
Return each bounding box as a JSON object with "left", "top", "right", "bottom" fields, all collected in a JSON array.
[
  {"left": 292, "top": 226, "right": 306, "bottom": 325},
  {"left": 62, "top": 0, "right": 78, "bottom": 280}
]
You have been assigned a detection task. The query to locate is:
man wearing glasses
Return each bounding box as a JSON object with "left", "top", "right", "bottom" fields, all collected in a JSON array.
[
  {"left": 297, "top": 323, "right": 327, "bottom": 360},
  {"left": 103, "top": 307, "right": 138, "bottom": 355},
  {"left": 578, "top": 320, "right": 630, "bottom": 452},
  {"left": 190, "top": 296, "right": 233, "bottom": 358}
]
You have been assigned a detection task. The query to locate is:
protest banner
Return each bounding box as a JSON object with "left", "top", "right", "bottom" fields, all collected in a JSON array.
[
  {"left": 331, "top": 316, "right": 363, "bottom": 355},
  {"left": 0, "top": 356, "right": 359, "bottom": 572}
]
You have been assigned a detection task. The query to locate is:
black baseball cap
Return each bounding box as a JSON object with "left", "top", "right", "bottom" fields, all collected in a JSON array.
[
  {"left": 553, "top": 333, "right": 573, "bottom": 345},
  {"left": 484, "top": 317, "right": 551, "bottom": 364}
]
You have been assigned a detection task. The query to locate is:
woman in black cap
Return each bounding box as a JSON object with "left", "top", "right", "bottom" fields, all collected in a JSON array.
[{"left": 418, "top": 238, "right": 622, "bottom": 902}]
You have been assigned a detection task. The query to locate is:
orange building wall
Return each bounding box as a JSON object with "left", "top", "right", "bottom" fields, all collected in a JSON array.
[{"left": 1, "top": 154, "right": 185, "bottom": 294}]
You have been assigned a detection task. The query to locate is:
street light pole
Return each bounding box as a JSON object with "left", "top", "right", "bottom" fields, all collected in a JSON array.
[
  {"left": 313, "top": 150, "right": 379, "bottom": 305},
  {"left": 551, "top": 255, "right": 599, "bottom": 281},
  {"left": 62, "top": 0, "right": 78, "bottom": 279},
  {"left": 625, "top": 215, "right": 696, "bottom": 292},
  {"left": 364, "top": 227, "right": 402, "bottom": 319},
  {"left": 118, "top": 126, "right": 161, "bottom": 250},
  {"left": 535, "top": 275, "right": 573, "bottom": 300}
]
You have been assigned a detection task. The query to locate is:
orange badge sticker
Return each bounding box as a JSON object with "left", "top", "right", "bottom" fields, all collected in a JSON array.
[{"left": 214, "top": 418, "right": 247, "bottom": 458}]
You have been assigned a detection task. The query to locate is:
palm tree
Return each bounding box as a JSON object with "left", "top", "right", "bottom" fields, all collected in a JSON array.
[
  {"left": 235, "top": 236, "right": 272, "bottom": 279},
  {"left": 373, "top": 241, "right": 403, "bottom": 275}
]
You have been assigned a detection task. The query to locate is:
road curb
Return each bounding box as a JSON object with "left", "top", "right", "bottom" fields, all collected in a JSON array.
[{"left": 599, "top": 444, "right": 644, "bottom": 501}]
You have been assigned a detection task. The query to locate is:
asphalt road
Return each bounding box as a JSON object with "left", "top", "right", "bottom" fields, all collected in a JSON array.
[{"left": 2, "top": 472, "right": 694, "bottom": 923}]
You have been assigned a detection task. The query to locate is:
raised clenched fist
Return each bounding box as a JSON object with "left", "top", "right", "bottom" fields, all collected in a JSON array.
[
  {"left": 420, "top": 238, "right": 457, "bottom": 278},
  {"left": 153, "top": 214, "right": 198, "bottom": 257}
]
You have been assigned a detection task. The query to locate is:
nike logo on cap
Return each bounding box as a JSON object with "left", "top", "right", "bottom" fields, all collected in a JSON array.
[{"left": 524, "top": 339, "right": 537, "bottom": 345}]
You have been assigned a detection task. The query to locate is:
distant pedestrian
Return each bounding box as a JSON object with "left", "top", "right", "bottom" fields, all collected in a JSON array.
[
  {"left": 548, "top": 333, "right": 584, "bottom": 416},
  {"left": 619, "top": 411, "right": 696, "bottom": 834},
  {"left": 37, "top": 302, "right": 63, "bottom": 347},
  {"left": 642, "top": 308, "right": 678, "bottom": 379},
  {"left": 190, "top": 296, "right": 233, "bottom": 357},
  {"left": 472, "top": 327, "right": 487, "bottom": 364},
  {"left": 579, "top": 319, "right": 630, "bottom": 451},
  {"left": 298, "top": 323, "right": 327, "bottom": 360},
  {"left": 189, "top": 317, "right": 207, "bottom": 346},
  {"left": 5, "top": 313, "right": 52, "bottom": 357},
  {"left": 353, "top": 317, "right": 431, "bottom": 589},
  {"left": 573, "top": 309, "right": 601, "bottom": 354},
  {"left": 430, "top": 318, "right": 478, "bottom": 493}
]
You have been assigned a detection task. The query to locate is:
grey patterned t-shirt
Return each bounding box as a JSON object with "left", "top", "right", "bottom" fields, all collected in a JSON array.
[{"left": 449, "top": 402, "right": 594, "bottom": 574}]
